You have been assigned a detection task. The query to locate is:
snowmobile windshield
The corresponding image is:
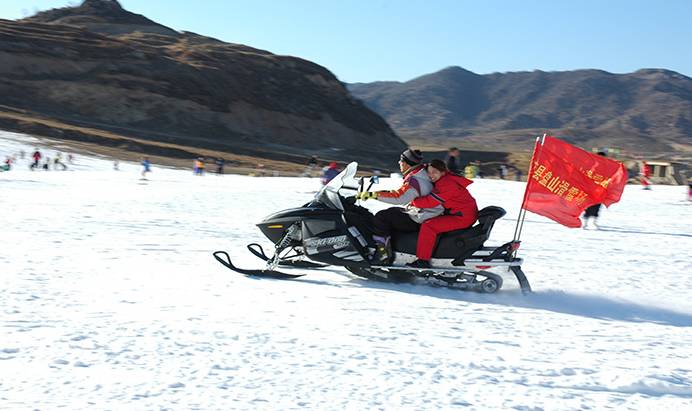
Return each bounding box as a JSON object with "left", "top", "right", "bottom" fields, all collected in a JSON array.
[{"left": 314, "top": 161, "right": 360, "bottom": 210}]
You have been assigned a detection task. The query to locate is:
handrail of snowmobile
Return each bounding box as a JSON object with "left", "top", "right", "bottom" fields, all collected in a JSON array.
[{"left": 482, "top": 241, "right": 521, "bottom": 262}]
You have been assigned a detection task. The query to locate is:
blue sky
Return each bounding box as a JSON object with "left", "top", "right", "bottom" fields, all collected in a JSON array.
[{"left": 3, "top": 0, "right": 692, "bottom": 83}]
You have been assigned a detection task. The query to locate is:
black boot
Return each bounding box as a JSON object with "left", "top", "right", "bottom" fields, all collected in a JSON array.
[
  {"left": 371, "top": 235, "right": 392, "bottom": 265},
  {"left": 406, "top": 259, "right": 431, "bottom": 269},
  {"left": 372, "top": 243, "right": 390, "bottom": 265}
]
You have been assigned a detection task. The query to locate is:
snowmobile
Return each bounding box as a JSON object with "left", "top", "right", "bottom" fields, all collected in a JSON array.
[{"left": 213, "top": 162, "right": 531, "bottom": 294}]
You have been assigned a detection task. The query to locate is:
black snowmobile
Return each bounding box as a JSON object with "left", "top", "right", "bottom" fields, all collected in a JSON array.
[{"left": 214, "top": 162, "right": 531, "bottom": 294}]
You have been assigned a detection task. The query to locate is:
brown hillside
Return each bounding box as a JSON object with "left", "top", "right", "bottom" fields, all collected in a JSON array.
[{"left": 0, "top": 0, "right": 407, "bottom": 170}]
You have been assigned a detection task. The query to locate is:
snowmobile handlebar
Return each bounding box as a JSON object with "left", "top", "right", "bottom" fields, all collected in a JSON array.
[
  {"left": 366, "top": 175, "right": 379, "bottom": 192},
  {"left": 358, "top": 175, "right": 379, "bottom": 194}
]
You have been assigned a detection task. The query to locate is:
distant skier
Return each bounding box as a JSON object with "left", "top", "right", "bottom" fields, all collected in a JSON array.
[
  {"left": 194, "top": 157, "right": 205, "bottom": 175},
  {"left": 302, "top": 155, "right": 319, "bottom": 177},
  {"left": 141, "top": 157, "right": 151, "bottom": 179},
  {"left": 582, "top": 151, "right": 607, "bottom": 229},
  {"left": 53, "top": 153, "right": 67, "bottom": 170},
  {"left": 31, "top": 149, "right": 41, "bottom": 170},
  {"left": 476, "top": 161, "right": 485, "bottom": 178},
  {"left": 640, "top": 161, "right": 652, "bottom": 190},
  {"left": 688, "top": 181, "right": 692, "bottom": 203},
  {"left": 321, "top": 162, "right": 340, "bottom": 185},
  {"left": 1, "top": 156, "right": 11, "bottom": 171},
  {"left": 464, "top": 163, "right": 475, "bottom": 179},
  {"left": 215, "top": 158, "right": 225, "bottom": 175},
  {"left": 113, "top": 160, "right": 119, "bottom": 171},
  {"left": 445, "top": 147, "right": 462, "bottom": 174},
  {"left": 514, "top": 166, "right": 523, "bottom": 181}
]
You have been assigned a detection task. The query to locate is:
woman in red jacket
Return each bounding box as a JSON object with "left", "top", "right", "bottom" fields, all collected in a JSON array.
[{"left": 408, "top": 159, "right": 478, "bottom": 268}]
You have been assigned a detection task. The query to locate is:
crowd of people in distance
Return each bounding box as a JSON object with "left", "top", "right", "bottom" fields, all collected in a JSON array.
[
  {"left": 299, "top": 156, "right": 343, "bottom": 185},
  {"left": 306, "top": 149, "right": 514, "bottom": 190},
  {"left": 138, "top": 156, "right": 228, "bottom": 179},
  {"left": 306, "top": 147, "right": 524, "bottom": 191},
  {"left": 190, "top": 157, "right": 226, "bottom": 176},
  {"left": 446, "top": 147, "right": 523, "bottom": 181},
  {"left": 1, "top": 148, "right": 232, "bottom": 181},
  {"left": 1, "top": 148, "right": 73, "bottom": 172}
]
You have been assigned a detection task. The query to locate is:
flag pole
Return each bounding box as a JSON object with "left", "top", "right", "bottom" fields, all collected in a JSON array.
[{"left": 512, "top": 134, "right": 546, "bottom": 243}]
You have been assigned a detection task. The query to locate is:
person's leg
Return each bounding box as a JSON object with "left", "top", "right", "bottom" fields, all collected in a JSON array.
[
  {"left": 388, "top": 208, "right": 421, "bottom": 232},
  {"left": 583, "top": 204, "right": 602, "bottom": 228},
  {"left": 373, "top": 207, "right": 407, "bottom": 237},
  {"left": 372, "top": 207, "right": 416, "bottom": 264},
  {"left": 592, "top": 204, "right": 602, "bottom": 228},
  {"left": 416, "top": 219, "right": 440, "bottom": 262},
  {"left": 344, "top": 208, "right": 375, "bottom": 247},
  {"left": 373, "top": 207, "right": 419, "bottom": 241},
  {"left": 583, "top": 204, "right": 596, "bottom": 228},
  {"left": 415, "top": 216, "right": 471, "bottom": 261}
]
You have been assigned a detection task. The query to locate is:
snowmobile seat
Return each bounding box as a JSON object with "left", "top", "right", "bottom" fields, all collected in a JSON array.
[{"left": 391, "top": 206, "right": 507, "bottom": 260}]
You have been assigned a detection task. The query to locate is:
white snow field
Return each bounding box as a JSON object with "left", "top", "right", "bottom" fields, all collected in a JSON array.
[{"left": 1, "top": 130, "right": 691, "bottom": 410}]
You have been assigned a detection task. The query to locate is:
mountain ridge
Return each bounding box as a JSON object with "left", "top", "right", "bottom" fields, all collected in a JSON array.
[
  {"left": 22, "top": 0, "right": 178, "bottom": 36},
  {"left": 349, "top": 66, "right": 692, "bottom": 159}
]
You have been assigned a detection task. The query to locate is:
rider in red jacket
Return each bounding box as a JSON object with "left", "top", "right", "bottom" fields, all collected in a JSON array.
[{"left": 408, "top": 159, "right": 478, "bottom": 267}]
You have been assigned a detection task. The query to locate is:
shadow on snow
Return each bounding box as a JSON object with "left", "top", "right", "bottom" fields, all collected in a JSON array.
[{"left": 269, "top": 268, "right": 692, "bottom": 328}]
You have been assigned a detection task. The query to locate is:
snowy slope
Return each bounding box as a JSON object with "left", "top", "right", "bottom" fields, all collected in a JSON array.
[{"left": 1, "top": 131, "right": 691, "bottom": 410}]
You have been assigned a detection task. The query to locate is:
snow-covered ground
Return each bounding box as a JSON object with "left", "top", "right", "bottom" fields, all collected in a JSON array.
[{"left": 1, "top": 131, "right": 691, "bottom": 410}]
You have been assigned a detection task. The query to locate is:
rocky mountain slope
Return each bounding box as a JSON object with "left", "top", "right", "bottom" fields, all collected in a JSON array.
[{"left": 0, "top": 0, "right": 406, "bottom": 169}]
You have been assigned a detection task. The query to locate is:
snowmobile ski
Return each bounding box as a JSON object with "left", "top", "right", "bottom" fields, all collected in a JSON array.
[
  {"left": 213, "top": 251, "right": 305, "bottom": 279},
  {"left": 246, "top": 243, "right": 326, "bottom": 268}
]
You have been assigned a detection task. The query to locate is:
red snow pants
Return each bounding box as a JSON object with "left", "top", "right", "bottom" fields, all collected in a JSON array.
[{"left": 416, "top": 215, "right": 475, "bottom": 261}]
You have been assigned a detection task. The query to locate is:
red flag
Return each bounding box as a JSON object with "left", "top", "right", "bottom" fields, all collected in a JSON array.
[{"left": 522, "top": 136, "right": 627, "bottom": 228}]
